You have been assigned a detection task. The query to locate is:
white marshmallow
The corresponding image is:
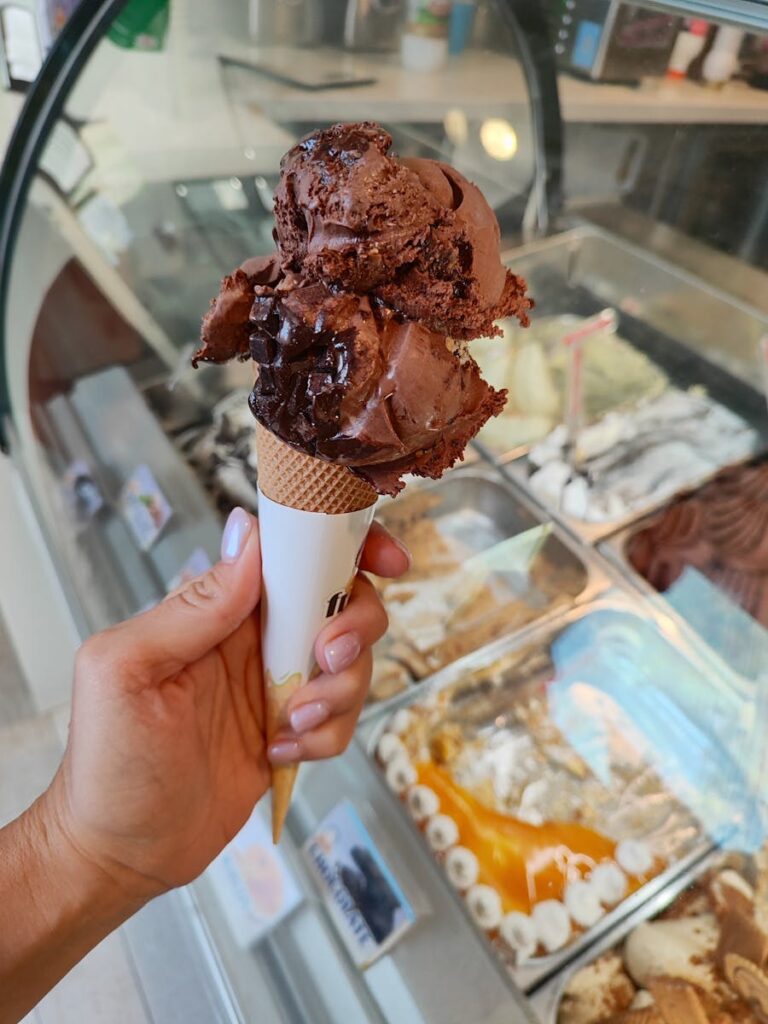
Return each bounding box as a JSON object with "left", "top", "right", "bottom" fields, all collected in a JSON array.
[
  {"left": 407, "top": 785, "right": 439, "bottom": 823},
  {"left": 377, "top": 732, "right": 406, "bottom": 765},
  {"left": 385, "top": 757, "right": 416, "bottom": 795},
  {"left": 445, "top": 846, "right": 479, "bottom": 890},
  {"left": 466, "top": 885, "right": 503, "bottom": 930},
  {"left": 590, "top": 862, "right": 628, "bottom": 906},
  {"left": 426, "top": 814, "right": 459, "bottom": 852},
  {"left": 616, "top": 838, "right": 653, "bottom": 878},
  {"left": 565, "top": 880, "right": 604, "bottom": 929},
  {"left": 500, "top": 912, "right": 537, "bottom": 962},
  {"left": 532, "top": 900, "right": 572, "bottom": 953}
]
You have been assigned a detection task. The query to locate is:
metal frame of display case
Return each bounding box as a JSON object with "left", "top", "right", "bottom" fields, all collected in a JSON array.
[{"left": 0, "top": 0, "right": 130, "bottom": 448}]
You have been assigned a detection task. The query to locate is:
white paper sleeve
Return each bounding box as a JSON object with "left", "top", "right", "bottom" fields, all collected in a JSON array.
[{"left": 257, "top": 490, "right": 376, "bottom": 691}]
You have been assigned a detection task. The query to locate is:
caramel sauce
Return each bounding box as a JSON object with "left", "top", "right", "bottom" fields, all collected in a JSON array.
[{"left": 418, "top": 763, "right": 652, "bottom": 914}]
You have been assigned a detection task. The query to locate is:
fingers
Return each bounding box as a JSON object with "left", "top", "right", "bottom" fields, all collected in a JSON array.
[
  {"left": 359, "top": 521, "right": 411, "bottom": 579},
  {"left": 77, "top": 509, "right": 261, "bottom": 688},
  {"left": 314, "top": 573, "right": 388, "bottom": 675},
  {"left": 268, "top": 567, "right": 390, "bottom": 765},
  {"left": 269, "top": 651, "right": 372, "bottom": 765}
]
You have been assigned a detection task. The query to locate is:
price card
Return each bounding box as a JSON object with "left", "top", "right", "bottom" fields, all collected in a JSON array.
[
  {"left": 120, "top": 464, "right": 173, "bottom": 551},
  {"left": 304, "top": 800, "right": 416, "bottom": 968},
  {"left": 206, "top": 808, "right": 303, "bottom": 948}
]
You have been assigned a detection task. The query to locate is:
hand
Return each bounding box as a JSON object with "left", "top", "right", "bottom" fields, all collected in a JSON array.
[{"left": 43, "top": 510, "right": 409, "bottom": 904}]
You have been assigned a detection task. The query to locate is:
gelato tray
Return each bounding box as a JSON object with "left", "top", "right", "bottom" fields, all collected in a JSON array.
[
  {"left": 518, "top": 386, "right": 760, "bottom": 543},
  {"left": 472, "top": 314, "right": 669, "bottom": 462},
  {"left": 370, "top": 598, "right": 753, "bottom": 990},
  {"left": 177, "top": 390, "right": 260, "bottom": 516},
  {"left": 533, "top": 847, "right": 768, "bottom": 1024},
  {"left": 607, "top": 456, "right": 768, "bottom": 688},
  {"left": 368, "top": 471, "right": 599, "bottom": 706},
  {"left": 495, "top": 225, "right": 768, "bottom": 543}
]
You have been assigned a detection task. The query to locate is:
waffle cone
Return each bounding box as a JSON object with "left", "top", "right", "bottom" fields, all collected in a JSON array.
[
  {"left": 256, "top": 423, "right": 377, "bottom": 841},
  {"left": 265, "top": 671, "right": 303, "bottom": 844},
  {"left": 255, "top": 422, "right": 377, "bottom": 513}
]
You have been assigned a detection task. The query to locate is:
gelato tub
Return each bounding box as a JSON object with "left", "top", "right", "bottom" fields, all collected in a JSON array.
[
  {"left": 473, "top": 315, "right": 669, "bottom": 460},
  {"left": 368, "top": 472, "right": 595, "bottom": 706},
  {"left": 371, "top": 599, "right": 741, "bottom": 989},
  {"left": 615, "top": 457, "right": 768, "bottom": 687},
  {"left": 517, "top": 387, "right": 760, "bottom": 543},
  {"left": 535, "top": 848, "right": 768, "bottom": 1024}
]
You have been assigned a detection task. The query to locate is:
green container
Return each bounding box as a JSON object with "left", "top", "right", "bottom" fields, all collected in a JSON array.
[{"left": 108, "top": 0, "right": 170, "bottom": 51}]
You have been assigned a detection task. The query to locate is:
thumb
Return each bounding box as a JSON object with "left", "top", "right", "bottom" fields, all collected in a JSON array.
[{"left": 96, "top": 509, "right": 261, "bottom": 686}]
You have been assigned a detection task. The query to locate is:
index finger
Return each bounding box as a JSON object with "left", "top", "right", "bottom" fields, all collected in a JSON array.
[{"left": 359, "top": 521, "right": 411, "bottom": 579}]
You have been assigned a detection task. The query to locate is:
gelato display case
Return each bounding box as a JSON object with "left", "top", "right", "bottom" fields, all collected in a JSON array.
[{"left": 1, "top": 0, "right": 768, "bottom": 1021}]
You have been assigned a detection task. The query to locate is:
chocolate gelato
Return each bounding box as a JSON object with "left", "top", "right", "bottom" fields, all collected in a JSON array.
[
  {"left": 195, "top": 122, "right": 531, "bottom": 495},
  {"left": 627, "top": 459, "right": 768, "bottom": 627}
]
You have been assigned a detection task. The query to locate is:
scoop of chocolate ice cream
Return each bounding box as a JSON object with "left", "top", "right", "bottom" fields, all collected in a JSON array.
[
  {"left": 248, "top": 279, "right": 505, "bottom": 495},
  {"left": 195, "top": 121, "right": 531, "bottom": 494},
  {"left": 274, "top": 122, "right": 531, "bottom": 338},
  {"left": 194, "top": 255, "right": 281, "bottom": 365}
]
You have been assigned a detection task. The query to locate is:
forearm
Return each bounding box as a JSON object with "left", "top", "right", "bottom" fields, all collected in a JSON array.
[{"left": 0, "top": 787, "right": 144, "bottom": 1024}]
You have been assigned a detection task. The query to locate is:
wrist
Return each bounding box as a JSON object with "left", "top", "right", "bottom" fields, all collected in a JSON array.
[{"left": 21, "top": 779, "right": 148, "bottom": 936}]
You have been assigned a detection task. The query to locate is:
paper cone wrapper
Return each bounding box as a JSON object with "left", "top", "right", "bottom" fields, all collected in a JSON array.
[{"left": 255, "top": 423, "right": 377, "bottom": 842}]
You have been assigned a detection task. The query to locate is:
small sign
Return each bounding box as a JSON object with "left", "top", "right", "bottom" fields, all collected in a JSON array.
[
  {"left": 303, "top": 800, "right": 416, "bottom": 968},
  {"left": 167, "top": 548, "right": 212, "bottom": 592},
  {"left": 207, "top": 809, "right": 302, "bottom": 948},
  {"left": 63, "top": 459, "right": 104, "bottom": 523},
  {"left": 120, "top": 464, "right": 173, "bottom": 551}
]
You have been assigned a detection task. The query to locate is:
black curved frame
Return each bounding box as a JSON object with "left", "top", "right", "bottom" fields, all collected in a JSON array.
[{"left": 0, "top": 0, "right": 129, "bottom": 449}]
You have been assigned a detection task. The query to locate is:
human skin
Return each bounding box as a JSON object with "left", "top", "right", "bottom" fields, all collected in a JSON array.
[{"left": 0, "top": 510, "right": 409, "bottom": 1024}]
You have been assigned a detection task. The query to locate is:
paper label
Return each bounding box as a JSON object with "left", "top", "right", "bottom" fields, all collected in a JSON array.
[
  {"left": 120, "top": 464, "right": 173, "bottom": 551},
  {"left": 206, "top": 807, "right": 302, "bottom": 947},
  {"left": 303, "top": 799, "right": 416, "bottom": 967},
  {"left": 257, "top": 491, "right": 375, "bottom": 691}
]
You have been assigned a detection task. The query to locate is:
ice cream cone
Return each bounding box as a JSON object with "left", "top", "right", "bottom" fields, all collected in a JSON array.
[{"left": 255, "top": 422, "right": 377, "bottom": 841}]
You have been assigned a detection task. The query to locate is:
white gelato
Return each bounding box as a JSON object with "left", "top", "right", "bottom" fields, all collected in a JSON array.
[{"left": 528, "top": 388, "right": 757, "bottom": 524}]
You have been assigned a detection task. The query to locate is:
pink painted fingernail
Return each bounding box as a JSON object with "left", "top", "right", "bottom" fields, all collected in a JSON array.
[
  {"left": 324, "top": 632, "right": 360, "bottom": 674},
  {"left": 221, "top": 507, "right": 250, "bottom": 562},
  {"left": 290, "top": 701, "right": 330, "bottom": 734},
  {"left": 269, "top": 740, "right": 301, "bottom": 764}
]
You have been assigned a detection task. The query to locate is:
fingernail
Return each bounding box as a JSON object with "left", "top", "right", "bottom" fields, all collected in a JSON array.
[
  {"left": 290, "top": 701, "right": 330, "bottom": 734},
  {"left": 324, "top": 632, "right": 361, "bottom": 674},
  {"left": 269, "top": 740, "right": 301, "bottom": 764},
  {"left": 391, "top": 536, "right": 413, "bottom": 569},
  {"left": 221, "top": 507, "right": 250, "bottom": 562}
]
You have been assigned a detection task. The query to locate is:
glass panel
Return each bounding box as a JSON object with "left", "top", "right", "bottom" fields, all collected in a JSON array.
[
  {"left": 3, "top": 1, "right": 768, "bottom": 1022},
  {"left": 4, "top": 0, "right": 536, "bottom": 635}
]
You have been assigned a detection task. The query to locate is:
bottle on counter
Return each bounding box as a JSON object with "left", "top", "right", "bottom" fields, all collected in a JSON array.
[
  {"left": 449, "top": 0, "right": 476, "bottom": 56},
  {"left": 666, "top": 19, "right": 708, "bottom": 80},
  {"left": 401, "top": 0, "right": 452, "bottom": 72},
  {"left": 702, "top": 25, "right": 745, "bottom": 86}
]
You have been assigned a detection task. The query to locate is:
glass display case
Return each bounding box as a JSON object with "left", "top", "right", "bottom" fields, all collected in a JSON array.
[{"left": 1, "top": 1, "right": 767, "bottom": 1021}]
